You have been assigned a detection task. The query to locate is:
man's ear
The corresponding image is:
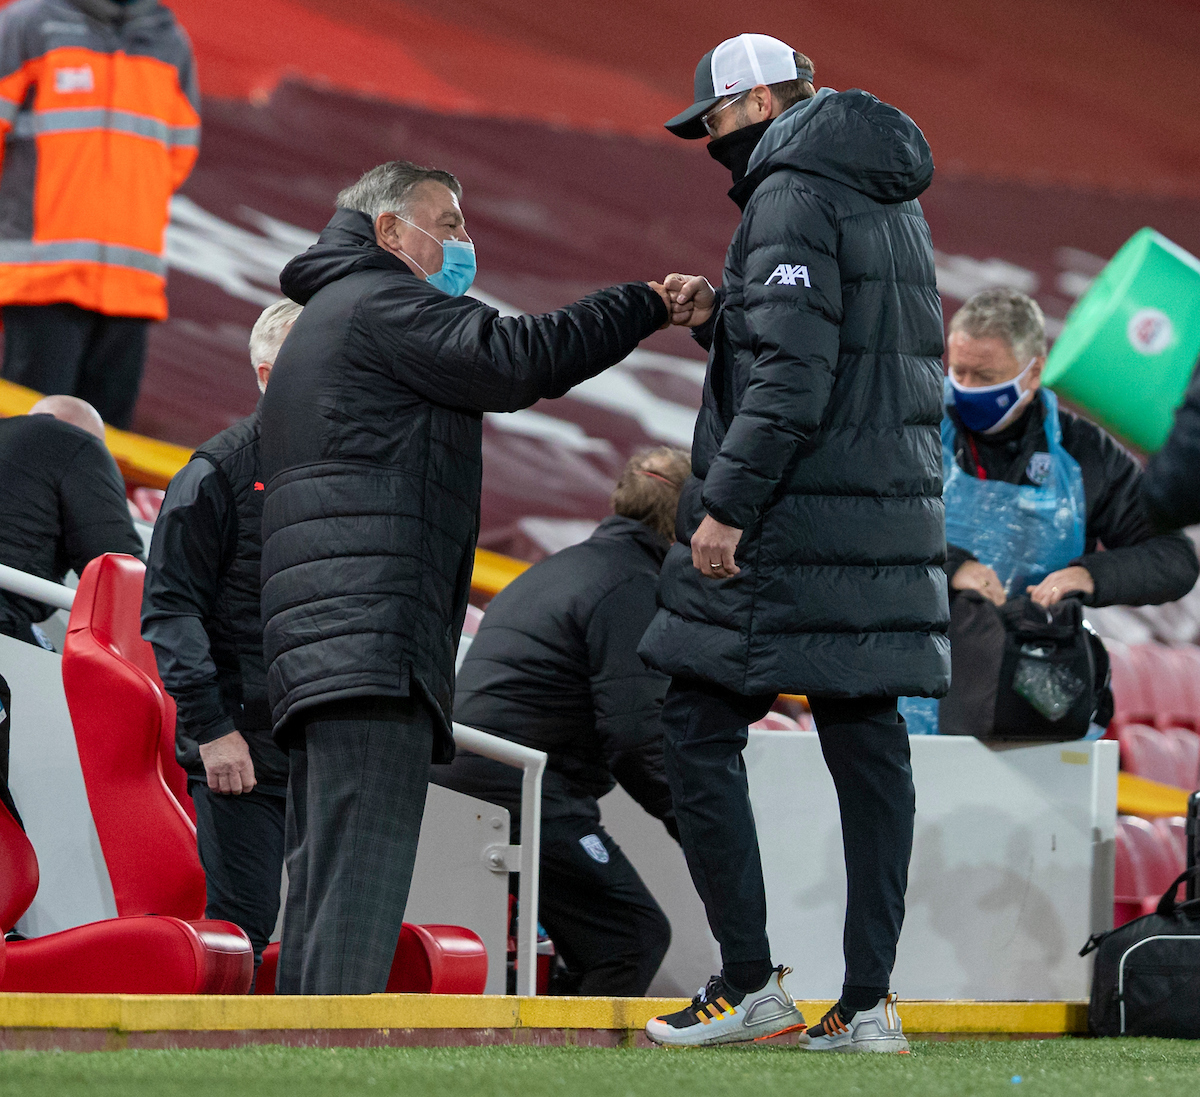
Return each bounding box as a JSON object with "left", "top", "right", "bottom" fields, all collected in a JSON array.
[
  {"left": 256, "top": 362, "right": 271, "bottom": 392},
  {"left": 1027, "top": 355, "right": 1047, "bottom": 389},
  {"left": 374, "top": 211, "right": 400, "bottom": 250}
]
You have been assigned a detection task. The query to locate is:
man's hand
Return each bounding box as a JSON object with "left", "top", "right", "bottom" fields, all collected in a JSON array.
[
  {"left": 952, "top": 560, "right": 1006, "bottom": 606},
  {"left": 691, "top": 513, "right": 743, "bottom": 578},
  {"left": 664, "top": 273, "right": 716, "bottom": 328},
  {"left": 647, "top": 281, "right": 672, "bottom": 329},
  {"left": 1027, "top": 566, "right": 1094, "bottom": 608},
  {"left": 199, "top": 730, "right": 256, "bottom": 795}
]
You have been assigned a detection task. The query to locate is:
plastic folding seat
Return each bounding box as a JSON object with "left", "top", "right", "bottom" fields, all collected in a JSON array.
[
  {"left": 1162, "top": 727, "right": 1200, "bottom": 790},
  {"left": 129, "top": 486, "right": 166, "bottom": 524},
  {"left": 1114, "top": 815, "right": 1184, "bottom": 926},
  {"left": 0, "top": 799, "right": 252, "bottom": 993},
  {"left": 1131, "top": 644, "right": 1200, "bottom": 733},
  {"left": 1152, "top": 816, "right": 1189, "bottom": 869},
  {"left": 1105, "top": 641, "right": 1155, "bottom": 735},
  {"left": 253, "top": 924, "right": 489, "bottom": 995},
  {"left": 1166, "top": 643, "right": 1200, "bottom": 729},
  {"left": 1118, "top": 724, "right": 1189, "bottom": 788}
]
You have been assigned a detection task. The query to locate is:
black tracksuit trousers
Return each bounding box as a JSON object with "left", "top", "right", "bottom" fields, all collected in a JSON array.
[
  {"left": 190, "top": 782, "right": 286, "bottom": 983},
  {"left": 661, "top": 678, "right": 914, "bottom": 1002}
]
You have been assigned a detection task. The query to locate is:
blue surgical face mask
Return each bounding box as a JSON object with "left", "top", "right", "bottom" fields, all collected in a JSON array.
[
  {"left": 396, "top": 216, "right": 476, "bottom": 297},
  {"left": 949, "top": 358, "right": 1037, "bottom": 433}
]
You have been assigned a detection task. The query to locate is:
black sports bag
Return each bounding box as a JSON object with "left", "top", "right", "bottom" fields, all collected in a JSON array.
[
  {"left": 1081, "top": 867, "right": 1200, "bottom": 1037},
  {"left": 939, "top": 594, "right": 1112, "bottom": 741}
]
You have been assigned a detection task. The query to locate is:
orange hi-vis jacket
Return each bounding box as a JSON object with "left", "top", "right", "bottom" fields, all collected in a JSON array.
[{"left": 0, "top": 0, "right": 199, "bottom": 320}]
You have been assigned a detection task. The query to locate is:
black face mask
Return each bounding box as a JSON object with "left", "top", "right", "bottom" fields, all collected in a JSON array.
[{"left": 706, "top": 119, "right": 773, "bottom": 182}]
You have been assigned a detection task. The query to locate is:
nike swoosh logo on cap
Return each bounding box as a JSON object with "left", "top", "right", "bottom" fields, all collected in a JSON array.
[{"left": 724, "top": 81, "right": 739, "bottom": 90}]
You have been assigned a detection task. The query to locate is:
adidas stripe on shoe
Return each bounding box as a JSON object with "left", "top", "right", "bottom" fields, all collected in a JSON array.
[
  {"left": 645, "top": 966, "right": 806, "bottom": 1048},
  {"left": 803, "top": 993, "right": 909, "bottom": 1053}
]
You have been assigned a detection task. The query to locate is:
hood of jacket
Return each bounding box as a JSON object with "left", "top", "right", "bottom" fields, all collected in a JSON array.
[
  {"left": 589, "top": 513, "right": 671, "bottom": 566},
  {"left": 279, "top": 208, "right": 417, "bottom": 306},
  {"left": 731, "top": 87, "right": 934, "bottom": 209}
]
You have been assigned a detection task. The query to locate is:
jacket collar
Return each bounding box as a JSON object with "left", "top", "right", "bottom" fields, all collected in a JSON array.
[{"left": 590, "top": 514, "right": 671, "bottom": 565}]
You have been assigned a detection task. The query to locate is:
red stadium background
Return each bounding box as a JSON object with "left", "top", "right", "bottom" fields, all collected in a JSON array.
[{"left": 17, "top": 0, "right": 1200, "bottom": 559}]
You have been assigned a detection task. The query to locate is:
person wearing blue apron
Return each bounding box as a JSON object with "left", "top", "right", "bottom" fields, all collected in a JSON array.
[
  {"left": 899, "top": 288, "right": 1198, "bottom": 736},
  {"left": 900, "top": 379, "right": 1085, "bottom": 734}
]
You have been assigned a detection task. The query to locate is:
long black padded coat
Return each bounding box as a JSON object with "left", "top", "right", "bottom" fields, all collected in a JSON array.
[
  {"left": 259, "top": 209, "right": 667, "bottom": 758},
  {"left": 639, "top": 88, "right": 952, "bottom": 699}
]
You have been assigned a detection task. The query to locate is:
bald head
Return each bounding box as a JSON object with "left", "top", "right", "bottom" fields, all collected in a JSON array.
[{"left": 29, "top": 395, "right": 106, "bottom": 441}]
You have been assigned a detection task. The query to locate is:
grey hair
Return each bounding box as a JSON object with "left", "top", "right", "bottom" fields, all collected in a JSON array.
[
  {"left": 249, "top": 298, "right": 302, "bottom": 371},
  {"left": 335, "top": 160, "right": 463, "bottom": 222},
  {"left": 949, "top": 288, "right": 1048, "bottom": 363}
]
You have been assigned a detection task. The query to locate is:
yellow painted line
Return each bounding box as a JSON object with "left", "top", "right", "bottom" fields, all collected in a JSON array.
[
  {"left": 0, "top": 379, "right": 526, "bottom": 598},
  {"left": 1118, "top": 771, "right": 1190, "bottom": 818},
  {"left": 0, "top": 994, "right": 1088, "bottom": 1034}
]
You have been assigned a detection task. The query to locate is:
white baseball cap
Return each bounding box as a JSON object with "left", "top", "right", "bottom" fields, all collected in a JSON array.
[{"left": 665, "top": 33, "right": 813, "bottom": 139}]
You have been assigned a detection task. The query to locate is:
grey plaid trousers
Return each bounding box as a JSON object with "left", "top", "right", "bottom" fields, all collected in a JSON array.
[{"left": 275, "top": 696, "right": 432, "bottom": 994}]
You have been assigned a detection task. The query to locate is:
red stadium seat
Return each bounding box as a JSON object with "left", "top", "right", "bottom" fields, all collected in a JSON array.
[
  {"left": 1169, "top": 645, "right": 1200, "bottom": 730},
  {"left": 0, "top": 800, "right": 252, "bottom": 993},
  {"left": 1153, "top": 816, "right": 1189, "bottom": 867},
  {"left": 62, "top": 553, "right": 205, "bottom": 920},
  {"left": 1106, "top": 641, "right": 1156, "bottom": 734},
  {"left": 1114, "top": 814, "right": 1185, "bottom": 927},
  {"left": 1118, "top": 724, "right": 1195, "bottom": 789},
  {"left": 1131, "top": 644, "right": 1200, "bottom": 733},
  {"left": 1162, "top": 727, "right": 1200, "bottom": 790},
  {"left": 254, "top": 924, "right": 488, "bottom": 995}
]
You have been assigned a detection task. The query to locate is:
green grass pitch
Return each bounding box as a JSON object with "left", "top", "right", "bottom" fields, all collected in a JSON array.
[{"left": 2, "top": 1041, "right": 1200, "bottom": 1097}]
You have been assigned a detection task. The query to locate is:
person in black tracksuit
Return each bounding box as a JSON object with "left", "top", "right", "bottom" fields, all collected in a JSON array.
[
  {"left": 259, "top": 161, "right": 669, "bottom": 995},
  {"left": 943, "top": 392, "right": 1199, "bottom": 607},
  {"left": 141, "top": 299, "right": 301, "bottom": 978},
  {"left": 0, "top": 396, "right": 143, "bottom": 649},
  {"left": 434, "top": 447, "right": 691, "bottom": 996},
  {"left": 1143, "top": 358, "right": 1200, "bottom": 534}
]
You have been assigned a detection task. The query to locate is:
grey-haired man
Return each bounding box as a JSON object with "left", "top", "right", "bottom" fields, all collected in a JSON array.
[{"left": 142, "top": 299, "right": 301, "bottom": 983}]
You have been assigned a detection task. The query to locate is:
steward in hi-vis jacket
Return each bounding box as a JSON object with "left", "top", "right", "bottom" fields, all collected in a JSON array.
[{"left": 0, "top": 0, "right": 199, "bottom": 428}]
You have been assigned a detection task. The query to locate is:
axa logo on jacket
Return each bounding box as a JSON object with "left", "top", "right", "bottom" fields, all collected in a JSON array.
[{"left": 765, "top": 263, "right": 811, "bottom": 287}]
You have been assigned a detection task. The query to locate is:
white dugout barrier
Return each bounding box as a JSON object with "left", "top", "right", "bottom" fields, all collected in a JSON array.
[{"left": 2, "top": 578, "right": 1116, "bottom": 1000}]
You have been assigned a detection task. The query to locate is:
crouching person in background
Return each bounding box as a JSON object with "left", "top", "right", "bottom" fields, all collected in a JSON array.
[
  {"left": 434, "top": 448, "right": 690, "bottom": 995},
  {"left": 141, "top": 299, "right": 302, "bottom": 983}
]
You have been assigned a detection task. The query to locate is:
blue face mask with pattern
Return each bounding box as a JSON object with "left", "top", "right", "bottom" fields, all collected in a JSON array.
[{"left": 396, "top": 216, "right": 476, "bottom": 297}]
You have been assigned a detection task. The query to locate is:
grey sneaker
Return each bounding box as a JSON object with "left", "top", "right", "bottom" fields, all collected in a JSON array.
[
  {"left": 645, "top": 966, "right": 806, "bottom": 1047},
  {"left": 803, "top": 993, "right": 909, "bottom": 1053}
]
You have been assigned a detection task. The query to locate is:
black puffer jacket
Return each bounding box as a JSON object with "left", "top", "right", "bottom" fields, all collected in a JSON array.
[
  {"left": 1144, "top": 358, "right": 1200, "bottom": 532},
  {"left": 439, "top": 515, "right": 675, "bottom": 828},
  {"left": 640, "top": 89, "right": 950, "bottom": 699},
  {"left": 260, "top": 209, "right": 667, "bottom": 757},
  {"left": 0, "top": 414, "right": 143, "bottom": 640},
  {"left": 944, "top": 398, "right": 1199, "bottom": 608},
  {"left": 142, "top": 409, "right": 290, "bottom": 793}
]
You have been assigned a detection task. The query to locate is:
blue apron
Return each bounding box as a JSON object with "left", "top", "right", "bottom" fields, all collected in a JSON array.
[{"left": 900, "top": 384, "right": 1087, "bottom": 735}]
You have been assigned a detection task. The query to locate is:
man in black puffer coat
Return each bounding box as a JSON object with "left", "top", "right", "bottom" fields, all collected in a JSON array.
[
  {"left": 260, "top": 161, "right": 669, "bottom": 995},
  {"left": 142, "top": 299, "right": 301, "bottom": 979},
  {"left": 435, "top": 447, "right": 690, "bottom": 996},
  {"left": 640, "top": 36, "right": 948, "bottom": 1049}
]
